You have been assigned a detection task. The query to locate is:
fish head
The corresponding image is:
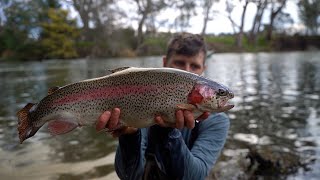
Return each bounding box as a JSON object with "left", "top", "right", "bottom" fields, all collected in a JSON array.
[{"left": 188, "top": 81, "right": 234, "bottom": 112}]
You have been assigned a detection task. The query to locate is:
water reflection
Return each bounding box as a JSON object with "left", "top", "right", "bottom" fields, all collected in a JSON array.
[
  {"left": 0, "top": 52, "right": 319, "bottom": 179},
  {"left": 206, "top": 52, "right": 320, "bottom": 179}
]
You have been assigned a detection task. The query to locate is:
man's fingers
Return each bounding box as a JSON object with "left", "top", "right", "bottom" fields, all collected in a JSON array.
[
  {"left": 155, "top": 116, "right": 165, "bottom": 126},
  {"left": 155, "top": 116, "right": 176, "bottom": 128},
  {"left": 96, "top": 108, "right": 121, "bottom": 131},
  {"left": 175, "top": 110, "right": 184, "bottom": 129},
  {"left": 108, "top": 108, "right": 120, "bottom": 129},
  {"left": 184, "top": 110, "right": 195, "bottom": 129},
  {"left": 155, "top": 110, "right": 205, "bottom": 129},
  {"left": 96, "top": 111, "right": 111, "bottom": 131}
]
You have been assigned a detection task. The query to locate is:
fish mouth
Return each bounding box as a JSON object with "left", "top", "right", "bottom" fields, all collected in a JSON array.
[
  {"left": 216, "top": 104, "right": 234, "bottom": 112},
  {"left": 216, "top": 97, "right": 234, "bottom": 112},
  {"left": 201, "top": 100, "right": 234, "bottom": 112}
]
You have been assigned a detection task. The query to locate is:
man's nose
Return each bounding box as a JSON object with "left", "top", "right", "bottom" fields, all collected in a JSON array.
[{"left": 184, "top": 65, "right": 191, "bottom": 72}]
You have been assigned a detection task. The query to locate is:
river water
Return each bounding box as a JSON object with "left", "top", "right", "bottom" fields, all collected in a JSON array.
[{"left": 0, "top": 52, "right": 319, "bottom": 179}]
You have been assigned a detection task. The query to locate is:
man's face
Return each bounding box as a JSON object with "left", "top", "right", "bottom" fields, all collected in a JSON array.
[{"left": 163, "top": 52, "right": 206, "bottom": 75}]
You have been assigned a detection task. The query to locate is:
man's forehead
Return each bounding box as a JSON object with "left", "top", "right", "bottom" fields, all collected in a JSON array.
[{"left": 170, "top": 53, "right": 205, "bottom": 64}]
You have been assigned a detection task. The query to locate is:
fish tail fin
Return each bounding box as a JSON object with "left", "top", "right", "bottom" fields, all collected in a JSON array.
[{"left": 17, "top": 103, "right": 40, "bottom": 144}]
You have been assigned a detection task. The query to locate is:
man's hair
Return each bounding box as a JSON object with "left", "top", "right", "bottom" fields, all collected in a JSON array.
[{"left": 166, "top": 32, "right": 207, "bottom": 62}]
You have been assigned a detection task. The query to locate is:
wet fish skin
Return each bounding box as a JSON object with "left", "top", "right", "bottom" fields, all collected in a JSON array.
[{"left": 17, "top": 67, "right": 234, "bottom": 143}]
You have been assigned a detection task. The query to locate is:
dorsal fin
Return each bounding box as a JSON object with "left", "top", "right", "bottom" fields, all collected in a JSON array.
[
  {"left": 48, "top": 86, "right": 60, "bottom": 95},
  {"left": 109, "top": 67, "right": 131, "bottom": 73}
]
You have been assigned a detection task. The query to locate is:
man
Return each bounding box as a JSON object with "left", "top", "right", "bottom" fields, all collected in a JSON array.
[{"left": 96, "top": 32, "right": 230, "bottom": 180}]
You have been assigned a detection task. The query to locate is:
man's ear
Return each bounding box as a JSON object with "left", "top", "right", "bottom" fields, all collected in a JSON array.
[{"left": 163, "top": 56, "right": 167, "bottom": 67}]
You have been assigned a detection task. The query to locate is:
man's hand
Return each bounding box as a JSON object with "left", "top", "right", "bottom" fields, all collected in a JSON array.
[
  {"left": 95, "top": 108, "right": 138, "bottom": 138},
  {"left": 96, "top": 108, "right": 210, "bottom": 137},
  {"left": 155, "top": 110, "right": 210, "bottom": 129}
]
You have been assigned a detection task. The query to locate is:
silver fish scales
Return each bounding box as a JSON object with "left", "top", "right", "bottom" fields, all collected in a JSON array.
[{"left": 17, "top": 67, "right": 234, "bottom": 143}]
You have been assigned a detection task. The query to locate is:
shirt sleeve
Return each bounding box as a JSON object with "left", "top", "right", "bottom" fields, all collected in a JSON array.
[
  {"left": 114, "top": 128, "right": 148, "bottom": 180},
  {"left": 167, "top": 113, "right": 230, "bottom": 180}
]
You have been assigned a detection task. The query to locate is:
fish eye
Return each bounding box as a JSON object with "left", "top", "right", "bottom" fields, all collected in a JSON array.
[{"left": 218, "top": 89, "right": 227, "bottom": 96}]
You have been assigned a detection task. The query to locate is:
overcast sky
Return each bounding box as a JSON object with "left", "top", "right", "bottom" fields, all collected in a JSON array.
[
  {"left": 66, "top": 0, "right": 302, "bottom": 35},
  {"left": 185, "top": 0, "right": 300, "bottom": 34},
  {"left": 156, "top": 0, "right": 301, "bottom": 34}
]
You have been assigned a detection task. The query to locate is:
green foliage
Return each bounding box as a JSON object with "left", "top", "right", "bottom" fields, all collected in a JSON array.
[
  {"left": 205, "top": 35, "right": 236, "bottom": 52},
  {"left": 107, "top": 28, "right": 137, "bottom": 57},
  {"left": 242, "top": 36, "right": 271, "bottom": 52},
  {"left": 0, "top": 1, "right": 41, "bottom": 60},
  {"left": 0, "top": 28, "right": 43, "bottom": 60},
  {"left": 136, "top": 34, "right": 170, "bottom": 56},
  {"left": 204, "top": 34, "right": 273, "bottom": 52},
  {"left": 40, "top": 8, "right": 79, "bottom": 59},
  {"left": 1, "top": 0, "right": 319, "bottom": 61},
  {"left": 298, "top": 0, "right": 320, "bottom": 35},
  {"left": 0, "top": 0, "right": 78, "bottom": 61},
  {"left": 206, "top": 35, "right": 235, "bottom": 46}
]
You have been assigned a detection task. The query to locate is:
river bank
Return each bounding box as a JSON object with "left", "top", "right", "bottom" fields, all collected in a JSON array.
[
  {"left": 1, "top": 34, "right": 320, "bottom": 61},
  {"left": 119, "top": 34, "right": 320, "bottom": 58}
]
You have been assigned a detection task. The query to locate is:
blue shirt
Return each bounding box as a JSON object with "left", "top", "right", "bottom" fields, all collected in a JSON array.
[{"left": 114, "top": 113, "right": 230, "bottom": 180}]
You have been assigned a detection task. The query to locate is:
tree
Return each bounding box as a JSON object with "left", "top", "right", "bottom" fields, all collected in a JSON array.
[
  {"left": 71, "top": 0, "right": 115, "bottom": 40},
  {"left": 225, "top": 0, "right": 238, "bottom": 34},
  {"left": 67, "top": 0, "right": 123, "bottom": 57},
  {"left": 40, "top": 8, "right": 79, "bottom": 59},
  {"left": 38, "top": 0, "right": 61, "bottom": 22},
  {"left": 249, "top": 0, "right": 268, "bottom": 45},
  {"left": 225, "top": 0, "right": 249, "bottom": 48},
  {"left": 173, "top": 0, "right": 197, "bottom": 32},
  {"left": 265, "top": 0, "right": 287, "bottom": 41},
  {"left": 273, "top": 11, "right": 293, "bottom": 35},
  {"left": 200, "top": 0, "right": 219, "bottom": 35},
  {"left": 0, "top": 0, "right": 42, "bottom": 60},
  {"left": 298, "top": 0, "right": 320, "bottom": 35},
  {"left": 0, "top": 0, "right": 10, "bottom": 27},
  {"left": 133, "top": 0, "right": 168, "bottom": 47}
]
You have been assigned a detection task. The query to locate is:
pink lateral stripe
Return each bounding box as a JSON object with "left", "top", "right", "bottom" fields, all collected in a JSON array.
[{"left": 52, "top": 85, "right": 160, "bottom": 106}]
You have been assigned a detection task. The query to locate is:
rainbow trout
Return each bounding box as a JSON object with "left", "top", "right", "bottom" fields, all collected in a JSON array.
[{"left": 17, "top": 67, "right": 234, "bottom": 143}]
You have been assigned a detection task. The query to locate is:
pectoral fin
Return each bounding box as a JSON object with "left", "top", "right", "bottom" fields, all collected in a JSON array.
[
  {"left": 48, "top": 119, "right": 78, "bottom": 136},
  {"left": 176, "top": 104, "right": 196, "bottom": 111}
]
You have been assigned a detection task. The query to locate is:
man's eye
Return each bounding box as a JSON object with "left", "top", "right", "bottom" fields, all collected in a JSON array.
[
  {"left": 174, "top": 61, "right": 185, "bottom": 66},
  {"left": 191, "top": 64, "right": 201, "bottom": 70}
]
